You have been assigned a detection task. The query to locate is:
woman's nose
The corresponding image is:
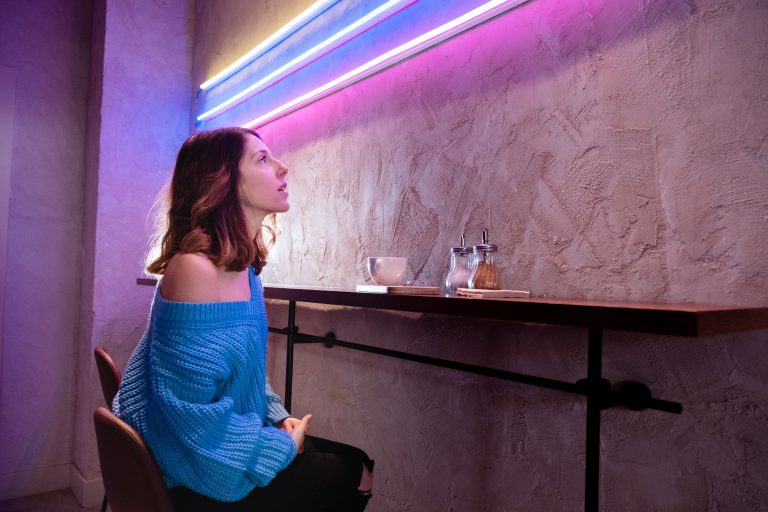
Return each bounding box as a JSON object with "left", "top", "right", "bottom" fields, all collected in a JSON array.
[{"left": 276, "top": 159, "right": 288, "bottom": 177}]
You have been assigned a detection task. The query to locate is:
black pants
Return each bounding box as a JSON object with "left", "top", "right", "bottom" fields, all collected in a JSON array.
[{"left": 169, "top": 436, "right": 374, "bottom": 512}]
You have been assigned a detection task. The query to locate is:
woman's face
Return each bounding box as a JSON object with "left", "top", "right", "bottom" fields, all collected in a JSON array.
[{"left": 238, "top": 134, "right": 289, "bottom": 219}]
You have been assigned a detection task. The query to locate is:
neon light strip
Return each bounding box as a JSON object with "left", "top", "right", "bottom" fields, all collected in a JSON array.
[
  {"left": 200, "top": 0, "right": 339, "bottom": 91},
  {"left": 198, "top": 0, "right": 415, "bottom": 123},
  {"left": 243, "top": 0, "right": 531, "bottom": 129}
]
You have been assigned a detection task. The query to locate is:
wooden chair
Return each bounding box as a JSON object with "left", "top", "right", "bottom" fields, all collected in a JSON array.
[
  {"left": 94, "top": 346, "right": 123, "bottom": 512},
  {"left": 93, "top": 407, "right": 175, "bottom": 512},
  {"left": 94, "top": 345, "right": 121, "bottom": 408}
]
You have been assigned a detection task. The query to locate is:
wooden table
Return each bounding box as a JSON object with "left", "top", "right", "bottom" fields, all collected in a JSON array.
[
  {"left": 138, "top": 278, "right": 768, "bottom": 510},
  {"left": 260, "top": 285, "right": 768, "bottom": 512}
]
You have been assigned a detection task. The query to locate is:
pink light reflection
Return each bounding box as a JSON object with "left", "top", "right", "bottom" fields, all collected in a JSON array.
[{"left": 260, "top": 0, "right": 688, "bottom": 153}]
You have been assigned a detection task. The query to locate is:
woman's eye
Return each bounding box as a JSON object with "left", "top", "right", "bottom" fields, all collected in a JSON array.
[{"left": 259, "top": 156, "right": 268, "bottom": 163}]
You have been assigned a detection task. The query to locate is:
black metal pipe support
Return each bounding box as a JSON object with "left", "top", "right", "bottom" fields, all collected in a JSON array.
[
  {"left": 277, "top": 328, "right": 683, "bottom": 415},
  {"left": 284, "top": 301, "right": 296, "bottom": 412},
  {"left": 312, "top": 331, "right": 579, "bottom": 393},
  {"left": 268, "top": 316, "right": 683, "bottom": 512},
  {"left": 584, "top": 328, "right": 603, "bottom": 512}
]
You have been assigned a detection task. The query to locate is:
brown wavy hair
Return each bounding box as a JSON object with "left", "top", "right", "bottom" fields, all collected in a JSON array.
[{"left": 146, "top": 127, "right": 277, "bottom": 276}]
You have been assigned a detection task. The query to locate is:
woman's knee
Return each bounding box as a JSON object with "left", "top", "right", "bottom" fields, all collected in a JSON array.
[{"left": 358, "top": 465, "right": 373, "bottom": 492}]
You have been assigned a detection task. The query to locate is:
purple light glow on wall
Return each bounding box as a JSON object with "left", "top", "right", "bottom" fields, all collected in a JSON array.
[
  {"left": 256, "top": 0, "right": 660, "bottom": 151},
  {"left": 241, "top": 0, "right": 533, "bottom": 129}
]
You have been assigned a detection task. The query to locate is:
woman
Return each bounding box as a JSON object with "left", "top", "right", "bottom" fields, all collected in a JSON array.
[{"left": 113, "top": 127, "right": 374, "bottom": 511}]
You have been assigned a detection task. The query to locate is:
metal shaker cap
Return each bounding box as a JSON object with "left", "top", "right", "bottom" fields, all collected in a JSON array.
[
  {"left": 472, "top": 243, "right": 498, "bottom": 253},
  {"left": 472, "top": 228, "right": 498, "bottom": 253},
  {"left": 451, "top": 234, "right": 472, "bottom": 254}
]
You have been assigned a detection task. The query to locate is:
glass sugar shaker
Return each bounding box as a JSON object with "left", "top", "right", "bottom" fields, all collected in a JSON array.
[
  {"left": 444, "top": 234, "right": 472, "bottom": 295},
  {"left": 468, "top": 228, "right": 501, "bottom": 290}
]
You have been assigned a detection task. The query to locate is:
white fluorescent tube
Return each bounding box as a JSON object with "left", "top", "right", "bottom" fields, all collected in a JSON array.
[
  {"left": 198, "top": 0, "right": 415, "bottom": 122},
  {"left": 199, "top": 0, "right": 339, "bottom": 91}
]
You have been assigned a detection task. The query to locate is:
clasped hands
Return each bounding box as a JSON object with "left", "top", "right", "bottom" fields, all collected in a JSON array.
[{"left": 277, "top": 414, "right": 312, "bottom": 455}]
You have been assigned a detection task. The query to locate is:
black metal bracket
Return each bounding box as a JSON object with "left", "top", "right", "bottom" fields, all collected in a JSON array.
[{"left": 574, "top": 379, "right": 682, "bottom": 414}]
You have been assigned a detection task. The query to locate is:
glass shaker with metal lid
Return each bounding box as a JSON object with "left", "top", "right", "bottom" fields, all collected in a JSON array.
[
  {"left": 444, "top": 234, "right": 472, "bottom": 295},
  {"left": 468, "top": 228, "right": 501, "bottom": 290}
]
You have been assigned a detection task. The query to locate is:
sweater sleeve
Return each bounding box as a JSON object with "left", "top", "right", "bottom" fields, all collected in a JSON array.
[
  {"left": 144, "top": 328, "right": 296, "bottom": 501},
  {"left": 265, "top": 379, "right": 291, "bottom": 425}
]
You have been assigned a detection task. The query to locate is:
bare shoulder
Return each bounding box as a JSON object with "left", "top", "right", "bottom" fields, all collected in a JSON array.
[{"left": 161, "top": 253, "right": 222, "bottom": 302}]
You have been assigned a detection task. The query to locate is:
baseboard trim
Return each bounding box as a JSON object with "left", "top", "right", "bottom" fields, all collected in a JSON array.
[
  {"left": 0, "top": 463, "right": 70, "bottom": 501},
  {"left": 0, "top": 463, "right": 104, "bottom": 507},
  {"left": 69, "top": 464, "right": 104, "bottom": 508}
]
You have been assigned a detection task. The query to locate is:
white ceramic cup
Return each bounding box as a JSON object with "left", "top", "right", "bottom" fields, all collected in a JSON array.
[{"left": 367, "top": 257, "right": 408, "bottom": 286}]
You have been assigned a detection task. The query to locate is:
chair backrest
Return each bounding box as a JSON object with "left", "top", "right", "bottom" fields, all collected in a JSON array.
[
  {"left": 94, "top": 346, "right": 121, "bottom": 407},
  {"left": 93, "top": 407, "right": 175, "bottom": 512}
]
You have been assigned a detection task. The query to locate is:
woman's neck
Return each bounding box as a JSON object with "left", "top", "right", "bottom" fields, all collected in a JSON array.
[{"left": 245, "top": 211, "right": 266, "bottom": 240}]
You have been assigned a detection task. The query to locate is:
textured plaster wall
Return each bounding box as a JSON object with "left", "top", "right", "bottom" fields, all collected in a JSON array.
[
  {"left": 71, "top": 0, "right": 193, "bottom": 503},
  {"left": 196, "top": 0, "right": 768, "bottom": 510},
  {"left": 0, "top": 0, "right": 93, "bottom": 498},
  {"left": 0, "top": 0, "right": 191, "bottom": 504}
]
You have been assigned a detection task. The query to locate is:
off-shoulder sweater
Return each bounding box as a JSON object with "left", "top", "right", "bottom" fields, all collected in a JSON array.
[{"left": 112, "top": 267, "right": 296, "bottom": 502}]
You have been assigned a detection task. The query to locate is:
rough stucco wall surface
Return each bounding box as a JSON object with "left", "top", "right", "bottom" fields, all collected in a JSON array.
[
  {"left": 72, "top": 0, "right": 193, "bottom": 492},
  {"left": 194, "top": 0, "right": 768, "bottom": 510},
  {"left": 257, "top": 0, "right": 768, "bottom": 305},
  {"left": 0, "top": 0, "right": 91, "bottom": 494}
]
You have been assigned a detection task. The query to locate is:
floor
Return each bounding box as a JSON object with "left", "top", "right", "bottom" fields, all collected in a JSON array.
[{"left": 0, "top": 489, "right": 101, "bottom": 512}]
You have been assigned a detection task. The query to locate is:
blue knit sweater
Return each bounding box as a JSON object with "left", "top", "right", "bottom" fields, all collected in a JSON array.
[{"left": 113, "top": 267, "right": 296, "bottom": 502}]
